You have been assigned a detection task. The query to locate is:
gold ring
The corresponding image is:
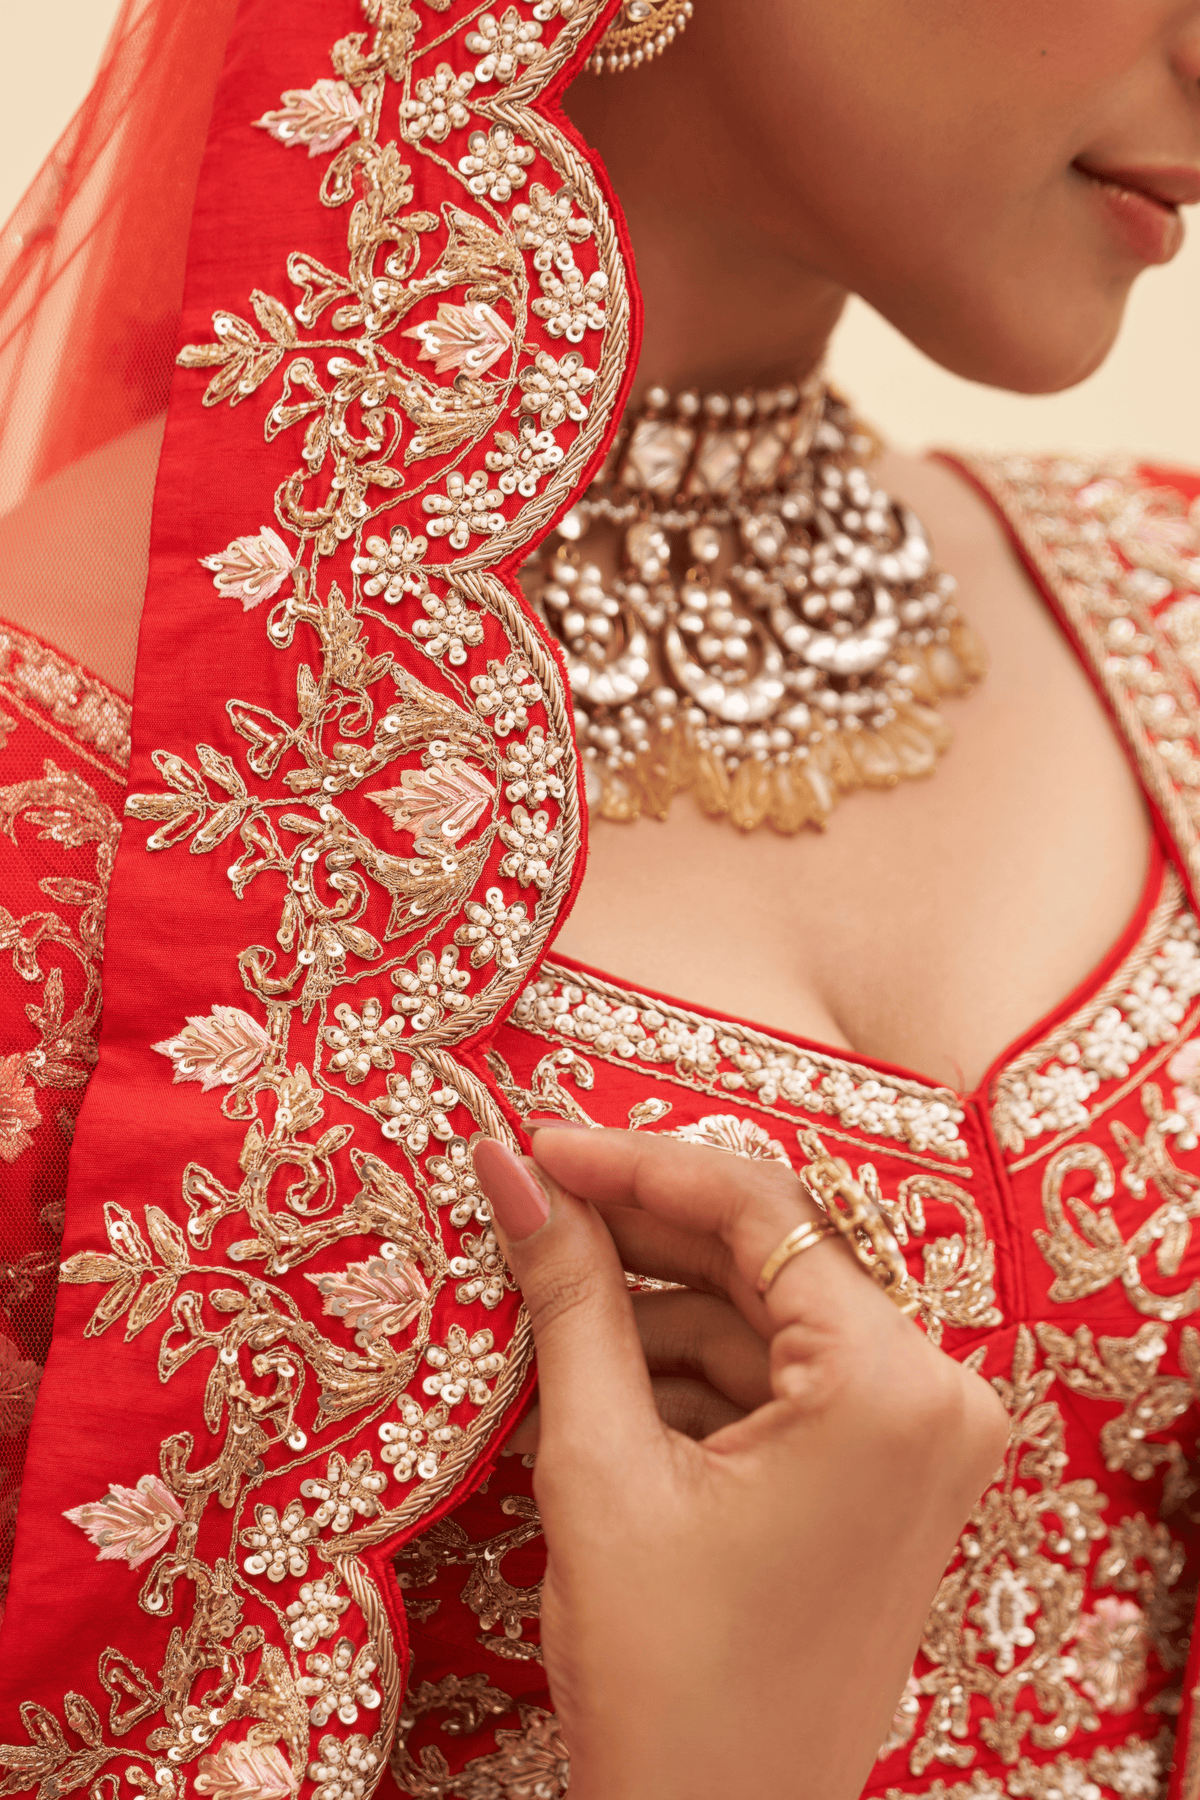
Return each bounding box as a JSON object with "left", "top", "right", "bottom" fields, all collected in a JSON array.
[{"left": 756, "top": 1217, "right": 835, "bottom": 1295}]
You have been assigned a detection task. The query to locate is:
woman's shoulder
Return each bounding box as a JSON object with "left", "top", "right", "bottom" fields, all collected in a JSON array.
[{"left": 883, "top": 443, "right": 1200, "bottom": 609}]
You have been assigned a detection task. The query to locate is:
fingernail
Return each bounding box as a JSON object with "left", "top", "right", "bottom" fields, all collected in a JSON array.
[
  {"left": 471, "top": 1138, "right": 551, "bottom": 1240},
  {"left": 526, "top": 1116, "right": 588, "bottom": 1131}
]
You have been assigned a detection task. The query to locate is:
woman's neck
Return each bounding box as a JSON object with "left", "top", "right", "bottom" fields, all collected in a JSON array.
[{"left": 562, "top": 49, "right": 847, "bottom": 398}]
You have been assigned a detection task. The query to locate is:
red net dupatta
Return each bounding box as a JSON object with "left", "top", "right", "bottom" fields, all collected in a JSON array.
[{"left": 0, "top": 0, "right": 634, "bottom": 1788}]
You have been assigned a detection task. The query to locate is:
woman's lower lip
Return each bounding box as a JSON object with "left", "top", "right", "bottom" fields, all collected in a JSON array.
[{"left": 1082, "top": 171, "right": 1185, "bottom": 265}]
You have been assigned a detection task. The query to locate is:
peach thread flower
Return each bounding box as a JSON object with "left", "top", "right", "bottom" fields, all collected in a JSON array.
[
  {"left": 195, "top": 1741, "right": 297, "bottom": 1800},
  {"left": 63, "top": 1472, "right": 185, "bottom": 1567}
]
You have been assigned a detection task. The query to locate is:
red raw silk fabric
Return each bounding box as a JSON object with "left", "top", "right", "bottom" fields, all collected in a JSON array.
[
  {"left": 0, "top": 0, "right": 633, "bottom": 1789},
  {"left": 9, "top": 5, "right": 1200, "bottom": 1800}
]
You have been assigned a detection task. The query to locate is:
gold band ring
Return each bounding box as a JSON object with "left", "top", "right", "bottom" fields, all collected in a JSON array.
[{"left": 756, "top": 1217, "right": 835, "bottom": 1295}]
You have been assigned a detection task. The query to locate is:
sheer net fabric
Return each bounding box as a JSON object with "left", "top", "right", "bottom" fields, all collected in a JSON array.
[
  {"left": 0, "top": 0, "right": 237, "bottom": 690},
  {"left": 0, "top": 0, "right": 236, "bottom": 1608}
]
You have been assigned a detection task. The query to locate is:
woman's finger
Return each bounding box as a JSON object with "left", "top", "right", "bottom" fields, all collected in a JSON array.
[
  {"left": 530, "top": 1125, "right": 852, "bottom": 1328},
  {"left": 469, "top": 1136, "right": 664, "bottom": 1471},
  {"left": 506, "top": 1374, "right": 746, "bottom": 1457},
  {"left": 630, "top": 1289, "right": 772, "bottom": 1411},
  {"left": 602, "top": 1204, "right": 740, "bottom": 1301}
]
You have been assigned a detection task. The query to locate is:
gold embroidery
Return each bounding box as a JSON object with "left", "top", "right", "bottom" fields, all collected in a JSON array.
[
  {"left": 13, "top": 0, "right": 628, "bottom": 1787},
  {"left": 396, "top": 1494, "right": 544, "bottom": 1663},
  {"left": 909, "top": 1328, "right": 1188, "bottom": 1776},
  {"left": 991, "top": 874, "right": 1200, "bottom": 1161},
  {"left": 1034, "top": 1093, "right": 1200, "bottom": 1324},
  {"left": 886, "top": 1732, "right": 1174, "bottom": 1800},
  {"left": 959, "top": 456, "right": 1200, "bottom": 906},
  {"left": 390, "top": 1674, "right": 567, "bottom": 1799},
  {"left": 1036, "top": 1322, "right": 1200, "bottom": 1516},
  {"left": 511, "top": 960, "right": 971, "bottom": 1164},
  {"left": 796, "top": 1127, "right": 1002, "bottom": 1344},
  {"left": 0, "top": 758, "right": 120, "bottom": 1270},
  {"left": 0, "top": 621, "right": 131, "bottom": 771}
]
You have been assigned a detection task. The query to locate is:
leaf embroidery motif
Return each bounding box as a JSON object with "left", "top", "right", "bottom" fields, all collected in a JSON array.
[
  {"left": 304, "top": 1255, "right": 430, "bottom": 1347},
  {"left": 62, "top": 1474, "right": 185, "bottom": 1568},
  {"left": 152, "top": 1006, "right": 273, "bottom": 1091},
  {"left": 194, "top": 1741, "right": 298, "bottom": 1800},
  {"left": 253, "top": 80, "right": 364, "bottom": 158},
  {"left": 368, "top": 760, "right": 494, "bottom": 843}
]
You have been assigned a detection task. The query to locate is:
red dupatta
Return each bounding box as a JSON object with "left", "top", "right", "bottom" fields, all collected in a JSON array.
[{"left": 0, "top": 0, "right": 633, "bottom": 1790}]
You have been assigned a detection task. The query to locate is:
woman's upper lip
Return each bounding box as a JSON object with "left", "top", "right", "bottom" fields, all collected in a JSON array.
[{"left": 1073, "top": 160, "right": 1200, "bottom": 208}]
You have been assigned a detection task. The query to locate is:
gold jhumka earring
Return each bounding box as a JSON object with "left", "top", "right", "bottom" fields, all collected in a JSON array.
[{"left": 589, "top": 0, "right": 695, "bottom": 73}]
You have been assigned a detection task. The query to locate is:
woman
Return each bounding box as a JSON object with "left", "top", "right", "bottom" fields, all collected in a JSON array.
[{"left": 0, "top": 0, "right": 1197, "bottom": 1795}]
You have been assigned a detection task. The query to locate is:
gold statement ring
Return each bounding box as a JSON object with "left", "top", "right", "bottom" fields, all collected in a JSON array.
[
  {"left": 756, "top": 1217, "right": 836, "bottom": 1295},
  {"left": 796, "top": 1126, "right": 921, "bottom": 1318}
]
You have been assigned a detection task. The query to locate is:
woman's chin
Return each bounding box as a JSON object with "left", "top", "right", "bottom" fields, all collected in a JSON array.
[{"left": 900, "top": 300, "right": 1128, "bottom": 398}]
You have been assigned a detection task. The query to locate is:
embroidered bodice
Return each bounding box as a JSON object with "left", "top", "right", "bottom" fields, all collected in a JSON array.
[
  {"left": 0, "top": 623, "right": 130, "bottom": 1607},
  {"left": 7, "top": 5, "right": 1200, "bottom": 1799},
  {"left": 7, "top": 456, "right": 1200, "bottom": 1800}
]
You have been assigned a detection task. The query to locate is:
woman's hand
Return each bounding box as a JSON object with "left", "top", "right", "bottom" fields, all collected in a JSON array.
[
  {"left": 472, "top": 1125, "right": 1009, "bottom": 1800},
  {"left": 505, "top": 1284, "right": 771, "bottom": 1452}
]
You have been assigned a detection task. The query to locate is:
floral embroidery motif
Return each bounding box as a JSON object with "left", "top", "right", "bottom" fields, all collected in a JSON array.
[
  {"left": 423, "top": 1325, "right": 506, "bottom": 1407},
  {"left": 6, "top": 1, "right": 632, "bottom": 1798},
  {"left": 286, "top": 1579, "right": 353, "bottom": 1653},
  {"left": 379, "top": 1395, "right": 463, "bottom": 1484},
  {"left": 0, "top": 761, "right": 122, "bottom": 1165},
  {"left": 672, "top": 1112, "right": 790, "bottom": 1162},
  {"left": 308, "top": 1733, "right": 380, "bottom": 1800},
  {"left": 240, "top": 1498, "right": 322, "bottom": 1581},
  {"left": 1072, "top": 1598, "right": 1148, "bottom": 1713},
  {"left": 63, "top": 1473, "right": 186, "bottom": 1568},
  {"left": 298, "top": 1639, "right": 382, "bottom": 1728},
  {"left": 300, "top": 1452, "right": 389, "bottom": 1533},
  {"left": 400, "top": 65, "right": 476, "bottom": 146},
  {"left": 1033, "top": 1091, "right": 1200, "bottom": 1324},
  {"left": 1036, "top": 1319, "right": 1200, "bottom": 1513},
  {"left": 905, "top": 1330, "right": 1188, "bottom": 1778},
  {"left": 0, "top": 1056, "right": 40, "bottom": 1164},
  {"left": 405, "top": 301, "right": 515, "bottom": 379},
  {"left": 465, "top": 10, "right": 544, "bottom": 85}
]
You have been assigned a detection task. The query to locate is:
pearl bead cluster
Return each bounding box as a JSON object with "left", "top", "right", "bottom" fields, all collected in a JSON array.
[
  {"left": 589, "top": 0, "right": 695, "bottom": 74},
  {"left": 521, "top": 379, "right": 986, "bottom": 833}
]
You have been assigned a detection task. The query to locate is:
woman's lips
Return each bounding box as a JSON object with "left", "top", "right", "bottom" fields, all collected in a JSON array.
[{"left": 1073, "top": 161, "right": 1199, "bottom": 266}]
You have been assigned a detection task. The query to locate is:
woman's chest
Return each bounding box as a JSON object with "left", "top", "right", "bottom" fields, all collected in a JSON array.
[
  {"left": 394, "top": 885, "right": 1200, "bottom": 1793},
  {"left": 554, "top": 450, "right": 1153, "bottom": 1095}
]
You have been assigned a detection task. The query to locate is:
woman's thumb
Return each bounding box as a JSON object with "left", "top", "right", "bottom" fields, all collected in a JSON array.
[{"left": 470, "top": 1136, "right": 659, "bottom": 1465}]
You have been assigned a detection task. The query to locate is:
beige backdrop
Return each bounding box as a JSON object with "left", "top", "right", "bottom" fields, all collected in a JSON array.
[{"left": 3, "top": 0, "right": 1198, "bottom": 463}]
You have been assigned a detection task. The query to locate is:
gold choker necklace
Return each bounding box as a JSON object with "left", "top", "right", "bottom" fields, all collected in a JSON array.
[{"left": 521, "top": 377, "right": 986, "bottom": 833}]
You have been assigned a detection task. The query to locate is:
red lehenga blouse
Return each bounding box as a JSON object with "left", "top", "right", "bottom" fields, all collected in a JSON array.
[{"left": 5, "top": 4, "right": 1200, "bottom": 1800}]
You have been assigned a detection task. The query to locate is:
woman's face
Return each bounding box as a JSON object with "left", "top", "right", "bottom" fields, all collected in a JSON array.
[{"left": 678, "top": 0, "right": 1200, "bottom": 392}]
